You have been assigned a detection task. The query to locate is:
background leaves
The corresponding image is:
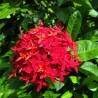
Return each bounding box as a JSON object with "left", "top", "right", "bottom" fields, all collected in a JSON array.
[
  {"left": 77, "top": 40, "right": 98, "bottom": 61},
  {"left": 68, "top": 11, "right": 82, "bottom": 40}
]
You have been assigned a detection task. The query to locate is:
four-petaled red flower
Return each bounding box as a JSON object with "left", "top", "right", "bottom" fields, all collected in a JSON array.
[{"left": 9, "top": 21, "right": 82, "bottom": 92}]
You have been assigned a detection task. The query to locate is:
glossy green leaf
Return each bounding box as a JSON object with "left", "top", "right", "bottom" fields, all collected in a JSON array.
[
  {"left": 68, "top": 11, "right": 82, "bottom": 40},
  {"left": 77, "top": 40, "right": 98, "bottom": 61},
  {"left": 82, "top": 77, "right": 98, "bottom": 91},
  {"left": 0, "top": 1, "right": 23, "bottom": 19},
  {"left": 54, "top": 79, "right": 64, "bottom": 91},
  {"left": 44, "top": 91, "right": 60, "bottom": 98},
  {"left": 87, "top": 82, "right": 98, "bottom": 91},
  {"left": 45, "top": 78, "right": 64, "bottom": 91},
  {"left": 70, "top": 76, "right": 79, "bottom": 84},
  {"left": 73, "top": 0, "right": 92, "bottom": 8},
  {"left": 89, "top": 9, "right": 98, "bottom": 18},
  {"left": 79, "top": 62, "right": 98, "bottom": 82},
  {"left": 81, "top": 0, "right": 92, "bottom": 7},
  {"left": 61, "top": 90, "right": 73, "bottom": 98},
  {"left": 73, "top": 2, "right": 82, "bottom": 7}
]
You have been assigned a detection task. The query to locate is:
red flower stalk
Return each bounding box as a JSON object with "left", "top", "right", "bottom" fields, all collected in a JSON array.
[{"left": 9, "top": 21, "right": 82, "bottom": 92}]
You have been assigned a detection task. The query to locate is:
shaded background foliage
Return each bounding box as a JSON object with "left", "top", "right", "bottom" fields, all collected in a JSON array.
[{"left": 0, "top": 0, "right": 98, "bottom": 98}]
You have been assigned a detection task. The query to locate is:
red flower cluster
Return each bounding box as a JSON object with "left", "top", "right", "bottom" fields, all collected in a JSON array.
[{"left": 9, "top": 21, "right": 81, "bottom": 91}]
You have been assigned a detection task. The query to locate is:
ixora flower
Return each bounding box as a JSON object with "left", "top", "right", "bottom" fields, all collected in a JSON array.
[{"left": 9, "top": 21, "right": 82, "bottom": 92}]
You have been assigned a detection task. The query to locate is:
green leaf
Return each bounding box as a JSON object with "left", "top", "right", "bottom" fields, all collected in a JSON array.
[
  {"left": 54, "top": 8, "right": 70, "bottom": 23},
  {"left": 69, "top": 76, "right": 79, "bottom": 84},
  {"left": 45, "top": 78, "right": 55, "bottom": 89},
  {"left": 73, "top": 0, "right": 92, "bottom": 8},
  {"left": 61, "top": 90, "right": 73, "bottom": 98},
  {"left": 79, "top": 62, "right": 98, "bottom": 82},
  {"left": 0, "top": 1, "right": 23, "bottom": 19},
  {"left": 82, "top": 93, "right": 88, "bottom": 98},
  {"left": 82, "top": 77, "right": 98, "bottom": 91},
  {"left": 89, "top": 9, "right": 98, "bottom": 18},
  {"left": 57, "top": 0, "right": 70, "bottom": 7},
  {"left": 30, "top": 90, "right": 43, "bottom": 98},
  {"left": 0, "top": 68, "right": 26, "bottom": 98},
  {"left": 68, "top": 11, "right": 82, "bottom": 40},
  {"left": 0, "top": 93, "right": 3, "bottom": 98},
  {"left": 77, "top": 40, "right": 98, "bottom": 61},
  {"left": 45, "top": 78, "right": 64, "bottom": 91},
  {"left": 83, "top": 30, "right": 98, "bottom": 41},
  {"left": 81, "top": 0, "right": 92, "bottom": 8},
  {"left": 0, "top": 62, "right": 10, "bottom": 70},
  {"left": 2, "top": 50, "right": 12, "bottom": 58},
  {"left": 54, "top": 79, "right": 64, "bottom": 91},
  {"left": 2, "top": 89, "right": 15, "bottom": 98},
  {"left": 82, "top": 77, "right": 93, "bottom": 85},
  {"left": 93, "top": 90, "right": 98, "bottom": 98},
  {"left": 0, "top": 33, "right": 5, "bottom": 46},
  {"left": 0, "top": 22, "right": 5, "bottom": 30},
  {"left": 87, "top": 82, "right": 98, "bottom": 91},
  {"left": 18, "top": 94, "right": 32, "bottom": 98},
  {"left": 44, "top": 91, "right": 60, "bottom": 98}
]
